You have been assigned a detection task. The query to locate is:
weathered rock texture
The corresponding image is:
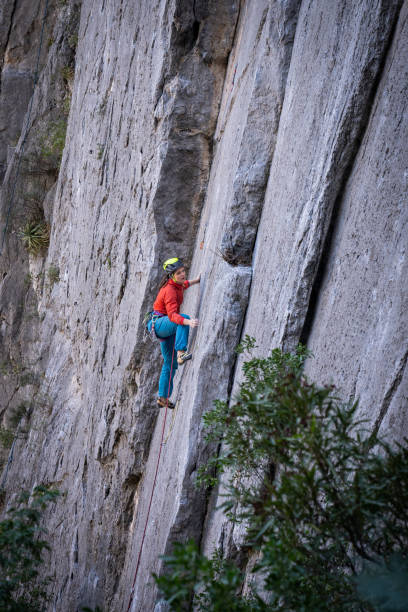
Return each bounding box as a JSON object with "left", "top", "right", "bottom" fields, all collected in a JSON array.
[
  {"left": 0, "top": 0, "right": 407, "bottom": 610},
  {"left": 0, "top": 0, "right": 59, "bottom": 181}
]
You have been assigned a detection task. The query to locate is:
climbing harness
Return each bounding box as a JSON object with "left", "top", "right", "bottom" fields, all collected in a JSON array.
[
  {"left": 144, "top": 310, "right": 166, "bottom": 343},
  {"left": 0, "top": 0, "right": 50, "bottom": 256},
  {"left": 151, "top": 311, "right": 165, "bottom": 341},
  {"left": 126, "top": 341, "right": 176, "bottom": 611}
]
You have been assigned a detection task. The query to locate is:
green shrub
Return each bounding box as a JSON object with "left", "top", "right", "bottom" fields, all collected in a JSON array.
[
  {"left": 156, "top": 338, "right": 408, "bottom": 611},
  {"left": 18, "top": 220, "right": 50, "bottom": 255},
  {"left": 0, "top": 485, "right": 59, "bottom": 611},
  {"left": 61, "top": 65, "right": 74, "bottom": 81},
  {"left": 155, "top": 542, "right": 256, "bottom": 612}
]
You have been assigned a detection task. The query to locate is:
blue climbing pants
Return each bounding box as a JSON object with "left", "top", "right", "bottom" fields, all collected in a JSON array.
[{"left": 148, "top": 314, "right": 190, "bottom": 398}]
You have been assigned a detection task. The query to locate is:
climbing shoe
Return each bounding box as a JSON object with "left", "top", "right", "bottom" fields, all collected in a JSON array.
[
  {"left": 177, "top": 351, "right": 192, "bottom": 365},
  {"left": 157, "top": 397, "right": 175, "bottom": 409}
]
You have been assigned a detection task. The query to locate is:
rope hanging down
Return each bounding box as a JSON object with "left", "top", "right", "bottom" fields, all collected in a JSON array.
[
  {"left": 0, "top": 0, "right": 49, "bottom": 256},
  {"left": 126, "top": 341, "right": 176, "bottom": 611}
]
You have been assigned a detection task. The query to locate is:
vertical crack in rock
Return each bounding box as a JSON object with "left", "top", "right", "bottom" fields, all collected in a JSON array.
[
  {"left": 372, "top": 348, "right": 408, "bottom": 439},
  {"left": 275, "top": 0, "right": 404, "bottom": 353},
  {"left": 299, "top": 0, "right": 405, "bottom": 348},
  {"left": 149, "top": 0, "right": 304, "bottom": 603},
  {"left": 0, "top": 0, "right": 18, "bottom": 90},
  {"left": 219, "top": 0, "right": 301, "bottom": 267},
  {"left": 122, "top": 0, "right": 241, "bottom": 475},
  {"left": 197, "top": 0, "right": 407, "bottom": 584}
]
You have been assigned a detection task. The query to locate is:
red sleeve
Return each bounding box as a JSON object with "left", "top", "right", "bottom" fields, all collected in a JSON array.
[
  {"left": 183, "top": 280, "right": 190, "bottom": 289},
  {"left": 164, "top": 286, "right": 186, "bottom": 325}
]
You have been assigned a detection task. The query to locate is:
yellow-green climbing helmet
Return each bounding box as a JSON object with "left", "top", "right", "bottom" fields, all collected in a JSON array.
[{"left": 163, "top": 257, "right": 184, "bottom": 275}]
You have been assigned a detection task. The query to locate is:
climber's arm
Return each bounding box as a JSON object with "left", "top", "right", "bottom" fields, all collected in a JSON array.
[{"left": 186, "top": 273, "right": 201, "bottom": 287}]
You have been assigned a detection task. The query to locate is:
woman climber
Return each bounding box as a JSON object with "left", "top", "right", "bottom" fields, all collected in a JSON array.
[{"left": 147, "top": 257, "right": 200, "bottom": 408}]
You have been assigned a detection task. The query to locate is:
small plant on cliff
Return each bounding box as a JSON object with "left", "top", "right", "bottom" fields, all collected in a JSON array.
[
  {"left": 61, "top": 65, "right": 75, "bottom": 82},
  {"left": 63, "top": 92, "right": 72, "bottom": 116},
  {"left": 0, "top": 485, "right": 59, "bottom": 611},
  {"left": 18, "top": 220, "right": 50, "bottom": 255},
  {"left": 47, "top": 264, "right": 60, "bottom": 286},
  {"left": 40, "top": 119, "right": 67, "bottom": 169},
  {"left": 155, "top": 338, "right": 408, "bottom": 611},
  {"left": 0, "top": 427, "right": 14, "bottom": 449},
  {"left": 68, "top": 33, "right": 78, "bottom": 49},
  {"left": 97, "top": 143, "right": 105, "bottom": 160}
]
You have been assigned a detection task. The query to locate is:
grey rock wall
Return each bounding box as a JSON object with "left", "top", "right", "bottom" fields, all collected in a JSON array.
[
  {"left": 201, "top": 0, "right": 408, "bottom": 569},
  {"left": 0, "top": 0, "right": 406, "bottom": 611},
  {"left": 304, "top": 0, "right": 408, "bottom": 444},
  {"left": 0, "top": 0, "right": 58, "bottom": 181},
  {"left": 0, "top": 0, "right": 79, "bottom": 475}
]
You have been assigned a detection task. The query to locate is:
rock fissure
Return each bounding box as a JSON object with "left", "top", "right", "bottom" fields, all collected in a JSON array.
[
  {"left": 299, "top": 0, "right": 405, "bottom": 348},
  {"left": 0, "top": 0, "right": 18, "bottom": 94},
  {"left": 372, "top": 347, "right": 408, "bottom": 438}
]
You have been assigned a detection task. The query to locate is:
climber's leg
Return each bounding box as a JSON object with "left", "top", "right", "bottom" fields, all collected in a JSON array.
[
  {"left": 153, "top": 315, "right": 190, "bottom": 352},
  {"left": 158, "top": 334, "right": 178, "bottom": 398},
  {"left": 175, "top": 314, "right": 190, "bottom": 351}
]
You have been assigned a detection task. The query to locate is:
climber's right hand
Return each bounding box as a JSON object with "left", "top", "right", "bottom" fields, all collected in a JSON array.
[{"left": 186, "top": 318, "right": 199, "bottom": 328}]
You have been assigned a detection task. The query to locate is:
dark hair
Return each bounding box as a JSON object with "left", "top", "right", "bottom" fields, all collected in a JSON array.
[{"left": 158, "top": 274, "right": 170, "bottom": 290}]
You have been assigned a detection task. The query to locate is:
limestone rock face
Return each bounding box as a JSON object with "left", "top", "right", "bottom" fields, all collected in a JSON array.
[
  {"left": 0, "top": 0, "right": 59, "bottom": 181},
  {"left": 304, "top": 3, "right": 408, "bottom": 445},
  {"left": 0, "top": 0, "right": 407, "bottom": 611}
]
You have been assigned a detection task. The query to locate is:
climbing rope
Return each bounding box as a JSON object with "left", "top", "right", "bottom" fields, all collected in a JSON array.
[
  {"left": 0, "top": 0, "right": 49, "bottom": 256},
  {"left": 126, "top": 340, "right": 176, "bottom": 611},
  {"left": 162, "top": 399, "right": 179, "bottom": 445}
]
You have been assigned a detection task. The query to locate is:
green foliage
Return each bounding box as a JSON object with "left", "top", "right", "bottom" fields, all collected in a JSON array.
[
  {"left": 155, "top": 542, "right": 258, "bottom": 612},
  {"left": 0, "top": 405, "right": 29, "bottom": 447},
  {"left": 61, "top": 65, "right": 74, "bottom": 81},
  {"left": 198, "top": 341, "right": 309, "bottom": 488},
  {"left": 156, "top": 341, "right": 408, "bottom": 611},
  {"left": 68, "top": 33, "right": 78, "bottom": 49},
  {"left": 0, "top": 485, "right": 59, "bottom": 611},
  {"left": 103, "top": 254, "right": 111, "bottom": 269},
  {"left": 18, "top": 220, "right": 50, "bottom": 255},
  {"left": 97, "top": 144, "right": 105, "bottom": 160},
  {"left": 0, "top": 359, "right": 21, "bottom": 377},
  {"left": 47, "top": 265, "right": 60, "bottom": 285},
  {"left": 19, "top": 371, "right": 38, "bottom": 387},
  {"left": 40, "top": 119, "right": 67, "bottom": 168},
  {"left": 63, "top": 92, "right": 72, "bottom": 116},
  {"left": 9, "top": 404, "right": 29, "bottom": 429},
  {"left": 0, "top": 427, "right": 14, "bottom": 449},
  {"left": 235, "top": 334, "right": 258, "bottom": 355}
]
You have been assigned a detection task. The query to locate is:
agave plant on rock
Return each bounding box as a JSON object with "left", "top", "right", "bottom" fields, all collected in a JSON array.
[{"left": 18, "top": 220, "right": 50, "bottom": 255}]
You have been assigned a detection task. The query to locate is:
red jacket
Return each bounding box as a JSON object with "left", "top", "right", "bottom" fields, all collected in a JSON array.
[{"left": 153, "top": 279, "right": 190, "bottom": 325}]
